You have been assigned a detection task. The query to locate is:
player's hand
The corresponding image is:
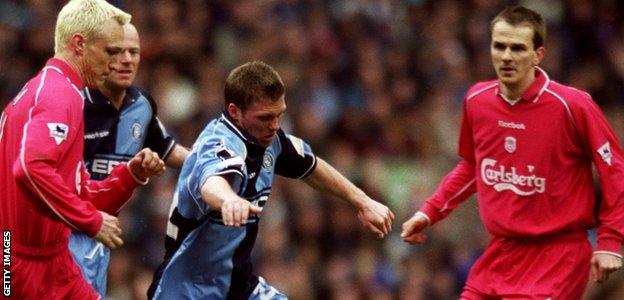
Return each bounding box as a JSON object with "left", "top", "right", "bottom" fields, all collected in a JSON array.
[
  {"left": 220, "top": 198, "right": 263, "bottom": 227},
  {"left": 128, "top": 148, "right": 166, "bottom": 181},
  {"left": 400, "top": 213, "right": 429, "bottom": 244},
  {"left": 591, "top": 252, "right": 622, "bottom": 283},
  {"left": 357, "top": 198, "right": 395, "bottom": 239},
  {"left": 94, "top": 211, "right": 124, "bottom": 249}
]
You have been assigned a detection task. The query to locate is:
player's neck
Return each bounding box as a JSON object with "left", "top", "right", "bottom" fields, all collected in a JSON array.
[
  {"left": 100, "top": 87, "right": 126, "bottom": 110},
  {"left": 499, "top": 72, "right": 536, "bottom": 101},
  {"left": 53, "top": 52, "right": 83, "bottom": 85}
]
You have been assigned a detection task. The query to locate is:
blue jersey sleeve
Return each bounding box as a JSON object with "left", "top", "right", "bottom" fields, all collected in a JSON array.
[
  {"left": 182, "top": 134, "right": 247, "bottom": 212},
  {"left": 275, "top": 130, "right": 317, "bottom": 179}
]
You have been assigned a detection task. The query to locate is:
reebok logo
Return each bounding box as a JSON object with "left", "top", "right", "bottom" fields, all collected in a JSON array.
[{"left": 498, "top": 120, "right": 526, "bottom": 130}]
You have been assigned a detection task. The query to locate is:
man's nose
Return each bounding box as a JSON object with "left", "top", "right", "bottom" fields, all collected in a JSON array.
[
  {"left": 501, "top": 48, "right": 512, "bottom": 61},
  {"left": 118, "top": 51, "right": 132, "bottom": 63},
  {"left": 269, "top": 118, "right": 280, "bottom": 131}
]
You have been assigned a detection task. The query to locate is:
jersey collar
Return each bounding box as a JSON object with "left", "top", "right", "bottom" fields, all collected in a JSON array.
[
  {"left": 84, "top": 87, "right": 137, "bottom": 110},
  {"left": 45, "top": 58, "right": 85, "bottom": 89},
  {"left": 495, "top": 67, "right": 550, "bottom": 104},
  {"left": 220, "top": 111, "right": 267, "bottom": 149},
  {"left": 520, "top": 67, "right": 550, "bottom": 103}
]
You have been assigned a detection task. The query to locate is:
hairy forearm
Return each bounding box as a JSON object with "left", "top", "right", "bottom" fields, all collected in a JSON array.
[
  {"left": 200, "top": 175, "right": 238, "bottom": 210},
  {"left": 166, "top": 144, "right": 190, "bottom": 169},
  {"left": 303, "top": 158, "right": 367, "bottom": 208}
]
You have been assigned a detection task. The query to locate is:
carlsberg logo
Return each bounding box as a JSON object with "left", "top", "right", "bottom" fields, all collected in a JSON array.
[{"left": 480, "top": 158, "right": 546, "bottom": 196}]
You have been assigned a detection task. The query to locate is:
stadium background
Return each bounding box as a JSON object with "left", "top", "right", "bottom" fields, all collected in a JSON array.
[{"left": 2, "top": 0, "right": 624, "bottom": 299}]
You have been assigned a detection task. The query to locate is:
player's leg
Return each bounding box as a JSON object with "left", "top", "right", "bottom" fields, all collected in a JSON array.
[
  {"left": 55, "top": 250, "right": 101, "bottom": 299},
  {"left": 10, "top": 255, "right": 49, "bottom": 298},
  {"left": 11, "top": 251, "right": 99, "bottom": 299},
  {"left": 460, "top": 237, "right": 506, "bottom": 299},
  {"left": 545, "top": 238, "right": 592, "bottom": 299},
  {"left": 248, "top": 276, "right": 288, "bottom": 300},
  {"left": 476, "top": 232, "right": 592, "bottom": 299}
]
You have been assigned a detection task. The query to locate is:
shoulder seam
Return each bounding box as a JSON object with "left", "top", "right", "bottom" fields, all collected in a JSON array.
[
  {"left": 544, "top": 88, "right": 578, "bottom": 130},
  {"left": 466, "top": 83, "right": 498, "bottom": 101}
]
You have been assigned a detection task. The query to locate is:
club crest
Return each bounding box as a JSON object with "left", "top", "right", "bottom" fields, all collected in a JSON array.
[
  {"left": 132, "top": 123, "right": 142, "bottom": 141},
  {"left": 262, "top": 152, "right": 274, "bottom": 169},
  {"left": 504, "top": 136, "right": 516, "bottom": 153}
]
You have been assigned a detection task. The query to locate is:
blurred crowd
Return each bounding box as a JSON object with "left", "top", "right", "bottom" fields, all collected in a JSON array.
[{"left": 3, "top": 0, "right": 624, "bottom": 299}]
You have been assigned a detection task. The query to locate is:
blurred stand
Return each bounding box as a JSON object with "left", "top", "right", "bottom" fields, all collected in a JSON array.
[{"left": 2, "top": 0, "right": 624, "bottom": 299}]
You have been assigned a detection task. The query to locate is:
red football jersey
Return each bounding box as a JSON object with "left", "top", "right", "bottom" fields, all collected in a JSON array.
[
  {"left": 420, "top": 68, "right": 624, "bottom": 254},
  {"left": 0, "top": 59, "right": 143, "bottom": 254}
]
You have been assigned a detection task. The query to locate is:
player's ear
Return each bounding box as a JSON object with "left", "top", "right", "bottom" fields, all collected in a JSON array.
[
  {"left": 534, "top": 46, "right": 545, "bottom": 66},
  {"left": 227, "top": 103, "right": 242, "bottom": 122},
  {"left": 69, "top": 33, "right": 87, "bottom": 55}
]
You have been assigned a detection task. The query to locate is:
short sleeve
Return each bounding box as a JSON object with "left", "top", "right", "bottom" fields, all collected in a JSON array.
[{"left": 274, "top": 130, "right": 317, "bottom": 179}]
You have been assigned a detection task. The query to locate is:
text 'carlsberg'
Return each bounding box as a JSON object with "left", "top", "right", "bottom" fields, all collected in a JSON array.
[{"left": 481, "top": 158, "right": 546, "bottom": 196}]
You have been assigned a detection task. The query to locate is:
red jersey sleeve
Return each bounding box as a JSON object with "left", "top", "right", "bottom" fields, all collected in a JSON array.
[
  {"left": 574, "top": 95, "right": 624, "bottom": 254},
  {"left": 80, "top": 163, "right": 146, "bottom": 214},
  {"left": 12, "top": 82, "right": 103, "bottom": 237},
  {"left": 419, "top": 102, "right": 477, "bottom": 225}
]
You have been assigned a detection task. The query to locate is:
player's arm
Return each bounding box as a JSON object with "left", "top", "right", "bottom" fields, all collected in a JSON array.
[
  {"left": 143, "top": 91, "right": 188, "bottom": 169},
  {"left": 165, "top": 144, "right": 190, "bottom": 169},
  {"left": 13, "top": 84, "right": 104, "bottom": 237},
  {"left": 303, "top": 158, "right": 394, "bottom": 238},
  {"left": 200, "top": 174, "right": 262, "bottom": 227},
  {"left": 574, "top": 95, "right": 624, "bottom": 282},
  {"left": 401, "top": 159, "right": 476, "bottom": 244},
  {"left": 402, "top": 101, "right": 477, "bottom": 244},
  {"left": 82, "top": 148, "right": 165, "bottom": 214}
]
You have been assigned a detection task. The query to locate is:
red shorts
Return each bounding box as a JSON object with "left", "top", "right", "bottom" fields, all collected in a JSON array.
[
  {"left": 460, "top": 231, "right": 592, "bottom": 300},
  {"left": 11, "top": 246, "right": 99, "bottom": 299}
]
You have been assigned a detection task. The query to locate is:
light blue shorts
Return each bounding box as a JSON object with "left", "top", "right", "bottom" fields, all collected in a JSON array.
[
  {"left": 249, "top": 276, "right": 288, "bottom": 300},
  {"left": 68, "top": 232, "right": 110, "bottom": 297}
]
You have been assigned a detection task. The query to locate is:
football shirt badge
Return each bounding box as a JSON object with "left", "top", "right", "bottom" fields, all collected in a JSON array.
[
  {"left": 597, "top": 142, "right": 612, "bottom": 166},
  {"left": 262, "top": 152, "right": 274, "bottom": 169},
  {"left": 47, "top": 123, "right": 69, "bottom": 145},
  {"left": 504, "top": 136, "right": 516, "bottom": 153},
  {"left": 132, "top": 123, "right": 142, "bottom": 141}
]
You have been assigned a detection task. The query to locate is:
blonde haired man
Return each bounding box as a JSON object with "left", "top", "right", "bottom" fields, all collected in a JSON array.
[
  {"left": 0, "top": 0, "right": 165, "bottom": 299},
  {"left": 70, "top": 23, "right": 190, "bottom": 297}
]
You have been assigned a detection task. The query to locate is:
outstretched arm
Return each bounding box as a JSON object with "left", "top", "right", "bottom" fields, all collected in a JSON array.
[
  {"left": 84, "top": 148, "right": 165, "bottom": 214},
  {"left": 401, "top": 159, "right": 476, "bottom": 244},
  {"left": 200, "top": 175, "right": 262, "bottom": 227},
  {"left": 303, "top": 158, "right": 394, "bottom": 238},
  {"left": 400, "top": 212, "right": 429, "bottom": 244},
  {"left": 165, "top": 144, "right": 190, "bottom": 169}
]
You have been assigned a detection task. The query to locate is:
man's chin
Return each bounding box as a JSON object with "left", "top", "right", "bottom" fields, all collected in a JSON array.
[
  {"left": 258, "top": 137, "right": 275, "bottom": 147},
  {"left": 87, "top": 78, "right": 105, "bottom": 89},
  {"left": 498, "top": 76, "right": 518, "bottom": 86},
  {"left": 104, "top": 80, "right": 132, "bottom": 90}
]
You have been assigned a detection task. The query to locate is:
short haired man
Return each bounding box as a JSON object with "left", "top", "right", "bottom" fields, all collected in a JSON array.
[
  {"left": 0, "top": 1, "right": 164, "bottom": 298},
  {"left": 148, "top": 61, "right": 394, "bottom": 299},
  {"left": 69, "top": 23, "right": 189, "bottom": 297},
  {"left": 401, "top": 6, "right": 624, "bottom": 299}
]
